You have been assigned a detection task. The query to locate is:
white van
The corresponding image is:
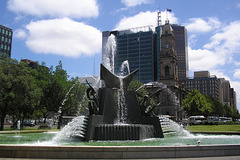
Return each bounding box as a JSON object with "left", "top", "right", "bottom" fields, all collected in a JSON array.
[{"left": 188, "top": 116, "right": 206, "bottom": 125}]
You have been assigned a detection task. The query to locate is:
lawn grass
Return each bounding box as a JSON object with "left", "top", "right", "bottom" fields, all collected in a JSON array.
[
  {"left": 187, "top": 124, "right": 240, "bottom": 132},
  {"left": 3, "top": 126, "right": 58, "bottom": 131}
]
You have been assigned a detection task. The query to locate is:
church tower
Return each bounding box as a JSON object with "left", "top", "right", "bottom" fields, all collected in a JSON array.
[{"left": 159, "top": 23, "right": 178, "bottom": 87}]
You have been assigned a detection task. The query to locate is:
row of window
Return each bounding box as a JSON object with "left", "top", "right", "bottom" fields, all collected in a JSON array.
[
  {"left": 118, "top": 49, "right": 152, "bottom": 54},
  {"left": 0, "top": 28, "right": 12, "bottom": 36},
  {"left": 0, "top": 44, "right": 11, "bottom": 51},
  {"left": 0, "top": 51, "right": 10, "bottom": 57},
  {"left": 1, "top": 36, "right": 12, "bottom": 44}
]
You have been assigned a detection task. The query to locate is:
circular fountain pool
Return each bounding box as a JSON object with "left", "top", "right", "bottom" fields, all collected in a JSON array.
[{"left": 1, "top": 131, "right": 240, "bottom": 147}]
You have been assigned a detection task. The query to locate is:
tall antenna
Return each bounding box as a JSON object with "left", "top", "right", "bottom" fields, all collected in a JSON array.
[
  {"left": 157, "top": 9, "right": 162, "bottom": 26},
  {"left": 93, "top": 58, "right": 95, "bottom": 76}
]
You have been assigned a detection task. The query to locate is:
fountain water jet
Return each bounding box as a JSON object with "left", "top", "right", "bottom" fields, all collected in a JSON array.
[
  {"left": 102, "top": 34, "right": 116, "bottom": 73},
  {"left": 80, "top": 64, "right": 164, "bottom": 141}
]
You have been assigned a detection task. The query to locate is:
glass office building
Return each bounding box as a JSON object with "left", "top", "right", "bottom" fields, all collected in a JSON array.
[
  {"left": 0, "top": 24, "right": 13, "bottom": 57},
  {"left": 102, "top": 24, "right": 188, "bottom": 84},
  {"left": 171, "top": 25, "right": 189, "bottom": 81},
  {"left": 102, "top": 26, "right": 161, "bottom": 83}
]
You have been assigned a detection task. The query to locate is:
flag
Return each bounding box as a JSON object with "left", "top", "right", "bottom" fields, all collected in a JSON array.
[{"left": 167, "top": 8, "right": 172, "bottom": 12}]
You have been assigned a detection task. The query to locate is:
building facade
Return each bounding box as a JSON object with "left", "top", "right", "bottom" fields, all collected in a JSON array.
[
  {"left": 186, "top": 71, "right": 219, "bottom": 99},
  {"left": 171, "top": 25, "right": 189, "bottom": 82},
  {"left": 102, "top": 26, "right": 161, "bottom": 83},
  {"left": 0, "top": 24, "right": 13, "bottom": 58},
  {"left": 159, "top": 23, "right": 178, "bottom": 87},
  {"left": 21, "top": 59, "right": 38, "bottom": 69},
  {"left": 102, "top": 23, "right": 189, "bottom": 118},
  {"left": 186, "top": 71, "right": 237, "bottom": 111}
]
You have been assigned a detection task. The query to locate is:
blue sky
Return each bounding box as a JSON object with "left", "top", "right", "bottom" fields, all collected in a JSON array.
[{"left": 1, "top": 0, "right": 240, "bottom": 111}]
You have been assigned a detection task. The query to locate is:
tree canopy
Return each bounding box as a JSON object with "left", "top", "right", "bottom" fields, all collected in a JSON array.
[
  {"left": 182, "top": 89, "right": 239, "bottom": 119},
  {"left": 0, "top": 57, "right": 87, "bottom": 130}
]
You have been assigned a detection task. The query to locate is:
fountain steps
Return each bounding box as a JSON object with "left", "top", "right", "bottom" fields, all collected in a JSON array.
[
  {"left": 70, "top": 116, "right": 89, "bottom": 140},
  {"left": 94, "top": 124, "right": 154, "bottom": 140}
]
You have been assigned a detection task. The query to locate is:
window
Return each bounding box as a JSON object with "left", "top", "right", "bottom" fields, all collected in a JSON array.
[
  {"left": 2, "top": 29, "right": 5, "bottom": 34},
  {"left": 165, "top": 66, "right": 170, "bottom": 77}
]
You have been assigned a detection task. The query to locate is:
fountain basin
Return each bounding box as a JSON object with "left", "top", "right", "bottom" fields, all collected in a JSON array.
[
  {"left": 0, "top": 144, "right": 240, "bottom": 159},
  {"left": 94, "top": 124, "right": 154, "bottom": 140}
]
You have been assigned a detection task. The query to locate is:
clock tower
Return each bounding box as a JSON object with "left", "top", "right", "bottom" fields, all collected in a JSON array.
[{"left": 159, "top": 23, "right": 178, "bottom": 87}]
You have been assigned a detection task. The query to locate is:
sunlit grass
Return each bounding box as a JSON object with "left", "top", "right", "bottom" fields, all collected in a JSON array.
[{"left": 187, "top": 124, "right": 240, "bottom": 132}]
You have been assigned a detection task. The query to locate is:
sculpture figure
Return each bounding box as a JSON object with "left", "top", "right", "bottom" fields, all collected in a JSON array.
[{"left": 83, "top": 64, "right": 164, "bottom": 141}]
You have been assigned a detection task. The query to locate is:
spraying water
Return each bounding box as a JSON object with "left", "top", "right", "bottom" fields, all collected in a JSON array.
[
  {"left": 119, "top": 60, "right": 130, "bottom": 76},
  {"left": 117, "top": 77, "right": 127, "bottom": 124},
  {"left": 159, "top": 115, "right": 192, "bottom": 137},
  {"left": 52, "top": 116, "right": 87, "bottom": 142},
  {"left": 102, "top": 34, "right": 116, "bottom": 73}
]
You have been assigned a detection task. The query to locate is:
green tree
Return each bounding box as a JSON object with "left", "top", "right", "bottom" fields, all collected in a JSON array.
[
  {"left": 11, "top": 62, "right": 41, "bottom": 129},
  {"left": 182, "top": 89, "right": 212, "bottom": 116},
  {"left": 0, "top": 58, "right": 41, "bottom": 130},
  {"left": 60, "top": 77, "right": 88, "bottom": 116},
  {"left": 33, "top": 62, "right": 54, "bottom": 122},
  {"left": 205, "top": 95, "right": 225, "bottom": 116},
  {"left": 0, "top": 57, "right": 18, "bottom": 130},
  {"left": 128, "top": 80, "right": 148, "bottom": 102}
]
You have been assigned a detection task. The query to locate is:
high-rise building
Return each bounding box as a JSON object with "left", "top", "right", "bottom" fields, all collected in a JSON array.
[
  {"left": 102, "top": 26, "right": 161, "bottom": 83},
  {"left": 186, "top": 71, "right": 219, "bottom": 99},
  {"left": 0, "top": 24, "right": 13, "bottom": 57},
  {"left": 230, "top": 88, "right": 237, "bottom": 110},
  {"left": 102, "top": 23, "right": 188, "bottom": 86},
  {"left": 186, "top": 71, "right": 238, "bottom": 111},
  {"left": 171, "top": 25, "right": 189, "bottom": 82}
]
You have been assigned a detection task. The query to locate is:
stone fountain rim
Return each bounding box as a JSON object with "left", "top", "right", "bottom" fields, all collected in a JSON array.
[{"left": 0, "top": 144, "right": 240, "bottom": 159}]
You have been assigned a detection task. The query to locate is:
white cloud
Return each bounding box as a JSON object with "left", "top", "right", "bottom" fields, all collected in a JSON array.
[
  {"left": 234, "top": 69, "right": 240, "bottom": 79},
  {"left": 188, "top": 20, "right": 240, "bottom": 72},
  {"left": 188, "top": 47, "right": 225, "bottom": 71},
  {"left": 25, "top": 18, "right": 102, "bottom": 58},
  {"left": 121, "top": 0, "right": 153, "bottom": 7},
  {"left": 187, "top": 20, "right": 240, "bottom": 111},
  {"left": 237, "top": 3, "right": 240, "bottom": 8},
  {"left": 115, "top": 10, "right": 178, "bottom": 30},
  {"left": 204, "top": 21, "right": 240, "bottom": 53},
  {"left": 185, "top": 17, "right": 221, "bottom": 33},
  {"left": 7, "top": 0, "right": 99, "bottom": 18},
  {"left": 14, "top": 29, "right": 27, "bottom": 39}
]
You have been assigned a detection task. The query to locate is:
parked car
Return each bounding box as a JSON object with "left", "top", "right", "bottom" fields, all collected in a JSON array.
[
  {"left": 22, "top": 121, "right": 35, "bottom": 127},
  {"left": 219, "top": 117, "right": 232, "bottom": 122},
  {"left": 203, "top": 116, "right": 219, "bottom": 125}
]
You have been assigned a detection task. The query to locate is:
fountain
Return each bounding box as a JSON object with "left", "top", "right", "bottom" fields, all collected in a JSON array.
[
  {"left": 1, "top": 34, "right": 240, "bottom": 159},
  {"left": 80, "top": 64, "right": 164, "bottom": 141}
]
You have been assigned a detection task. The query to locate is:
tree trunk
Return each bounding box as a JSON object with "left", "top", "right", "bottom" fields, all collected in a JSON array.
[
  {"left": 57, "top": 113, "right": 63, "bottom": 129},
  {"left": 0, "top": 115, "right": 6, "bottom": 131}
]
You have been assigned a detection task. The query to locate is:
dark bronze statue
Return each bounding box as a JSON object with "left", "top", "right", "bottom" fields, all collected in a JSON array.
[
  {"left": 83, "top": 64, "right": 164, "bottom": 141},
  {"left": 86, "top": 80, "right": 99, "bottom": 115}
]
